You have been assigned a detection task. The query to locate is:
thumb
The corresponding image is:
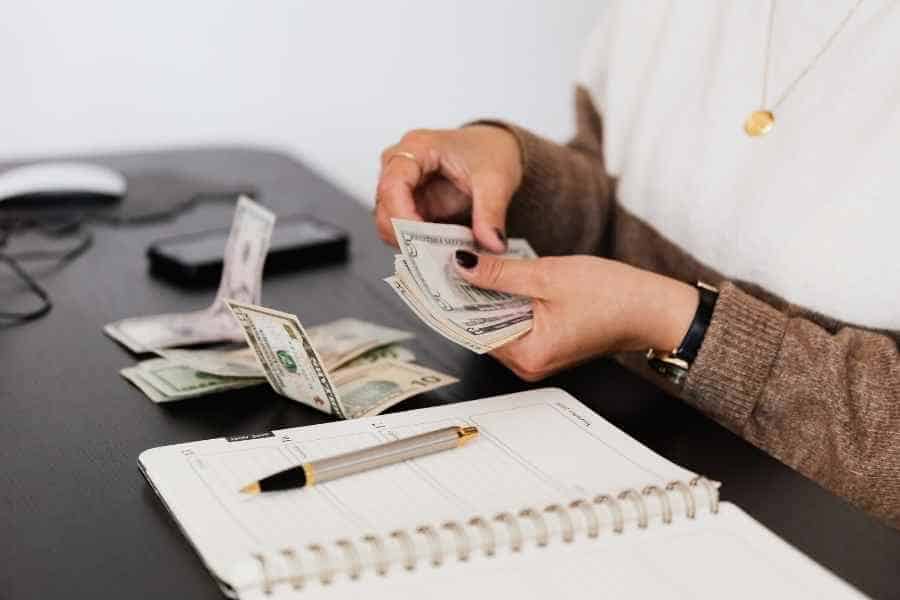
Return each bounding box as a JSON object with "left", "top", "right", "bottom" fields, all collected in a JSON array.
[
  {"left": 453, "top": 250, "right": 545, "bottom": 299},
  {"left": 470, "top": 174, "right": 511, "bottom": 253}
]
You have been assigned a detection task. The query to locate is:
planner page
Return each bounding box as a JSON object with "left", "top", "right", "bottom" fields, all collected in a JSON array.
[{"left": 139, "top": 387, "right": 697, "bottom": 592}]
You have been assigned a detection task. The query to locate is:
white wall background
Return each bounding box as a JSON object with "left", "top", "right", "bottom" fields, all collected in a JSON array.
[{"left": 0, "top": 1, "right": 604, "bottom": 203}]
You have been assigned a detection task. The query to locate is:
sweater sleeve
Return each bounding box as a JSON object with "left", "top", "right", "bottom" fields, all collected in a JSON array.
[
  {"left": 684, "top": 282, "right": 900, "bottom": 527},
  {"left": 469, "top": 86, "right": 613, "bottom": 257}
]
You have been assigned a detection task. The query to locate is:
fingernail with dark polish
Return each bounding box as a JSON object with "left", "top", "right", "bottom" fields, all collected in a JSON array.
[
  {"left": 495, "top": 228, "right": 507, "bottom": 247},
  {"left": 455, "top": 250, "right": 478, "bottom": 269}
]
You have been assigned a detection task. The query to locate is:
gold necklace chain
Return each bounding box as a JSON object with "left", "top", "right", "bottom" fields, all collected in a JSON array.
[{"left": 744, "top": 0, "right": 864, "bottom": 137}]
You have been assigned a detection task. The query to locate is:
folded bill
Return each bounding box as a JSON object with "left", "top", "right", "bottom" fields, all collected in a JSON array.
[
  {"left": 120, "top": 358, "right": 264, "bottom": 403},
  {"left": 340, "top": 343, "right": 415, "bottom": 368},
  {"left": 307, "top": 318, "right": 413, "bottom": 370},
  {"left": 227, "top": 301, "right": 344, "bottom": 416},
  {"left": 387, "top": 219, "right": 537, "bottom": 353},
  {"left": 155, "top": 346, "right": 262, "bottom": 378},
  {"left": 105, "top": 196, "right": 275, "bottom": 353},
  {"left": 330, "top": 359, "right": 457, "bottom": 418}
]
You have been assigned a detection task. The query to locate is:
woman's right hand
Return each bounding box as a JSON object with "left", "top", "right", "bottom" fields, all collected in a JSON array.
[{"left": 374, "top": 125, "right": 523, "bottom": 253}]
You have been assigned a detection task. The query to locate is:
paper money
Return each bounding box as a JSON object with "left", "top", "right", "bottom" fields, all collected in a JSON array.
[
  {"left": 154, "top": 333, "right": 416, "bottom": 378},
  {"left": 330, "top": 359, "right": 458, "bottom": 418},
  {"left": 227, "top": 301, "right": 456, "bottom": 418},
  {"left": 387, "top": 219, "right": 536, "bottom": 353},
  {"left": 121, "top": 358, "right": 263, "bottom": 403},
  {"left": 227, "top": 300, "right": 344, "bottom": 416},
  {"left": 104, "top": 196, "right": 275, "bottom": 353},
  {"left": 393, "top": 218, "right": 536, "bottom": 311},
  {"left": 124, "top": 353, "right": 440, "bottom": 416},
  {"left": 340, "top": 343, "right": 415, "bottom": 368},
  {"left": 307, "top": 318, "right": 413, "bottom": 370},
  {"left": 154, "top": 346, "right": 262, "bottom": 378}
]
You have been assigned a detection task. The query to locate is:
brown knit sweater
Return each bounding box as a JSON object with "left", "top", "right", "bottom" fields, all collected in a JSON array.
[{"left": 477, "top": 87, "right": 900, "bottom": 529}]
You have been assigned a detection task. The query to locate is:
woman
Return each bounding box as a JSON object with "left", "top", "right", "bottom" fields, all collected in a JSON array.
[{"left": 373, "top": 1, "right": 899, "bottom": 528}]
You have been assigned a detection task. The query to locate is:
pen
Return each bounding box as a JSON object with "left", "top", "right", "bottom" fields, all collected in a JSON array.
[{"left": 239, "top": 425, "right": 479, "bottom": 494}]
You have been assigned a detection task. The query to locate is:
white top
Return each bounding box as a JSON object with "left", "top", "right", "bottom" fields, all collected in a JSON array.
[{"left": 578, "top": 0, "right": 900, "bottom": 330}]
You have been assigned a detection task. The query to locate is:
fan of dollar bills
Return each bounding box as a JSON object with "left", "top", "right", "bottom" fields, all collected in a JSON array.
[
  {"left": 386, "top": 219, "right": 537, "bottom": 353},
  {"left": 109, "top": 197, "right": 457, "bottom": 419}
]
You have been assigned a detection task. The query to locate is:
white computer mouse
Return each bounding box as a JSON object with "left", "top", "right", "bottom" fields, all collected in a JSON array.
[{"left": 0, "top": 161, "right": 127, "bottom": 205}]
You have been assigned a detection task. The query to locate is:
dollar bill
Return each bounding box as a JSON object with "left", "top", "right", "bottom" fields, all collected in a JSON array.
[
  {"left": 104, "top": 196, "right": 275, "bottom": 353},
  {"left": 227, "top": 300, "right": 344, "bottom": 416},
  {"left": 340, "top": 343, "right": 415, "bottom": 368},
  {"left": 121, "top": 358, "right": 263, "bottom": 403},
  {"left": 387, "top": 219, "right": 536, "bottom": 353},
  {"left": 330, "top": 359, "right": 458, "bottom": 418},
  {"left": 307, "top": 318, "right": 413, "bottom": 370},
  {"left": 154, "top": 346, "right": 262, "bottom": 378}
]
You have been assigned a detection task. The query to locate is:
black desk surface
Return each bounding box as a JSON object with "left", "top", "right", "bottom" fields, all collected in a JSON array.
[{"left": 1, "top": 147, "right": 897, "bottom": 599}]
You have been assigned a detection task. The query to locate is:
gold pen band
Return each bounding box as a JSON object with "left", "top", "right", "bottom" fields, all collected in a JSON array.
[
  {"left": 302, "top": 463, "right": 316, "bottom": 487},
  {"left": 457, "top": 426, "right": 479, "bottom": 446}
]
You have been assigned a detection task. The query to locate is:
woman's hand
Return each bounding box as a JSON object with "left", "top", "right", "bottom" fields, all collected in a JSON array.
[
  {"left": 374, "top": 125, "right": 523, "bottom": 253},
  {"left": 453, "top": 250, "right": 700, "bottom": 381}
]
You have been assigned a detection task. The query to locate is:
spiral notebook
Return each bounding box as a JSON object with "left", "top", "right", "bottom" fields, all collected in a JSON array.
[{"left": 139, "top": 388, "right": 865, "bottom": 599}]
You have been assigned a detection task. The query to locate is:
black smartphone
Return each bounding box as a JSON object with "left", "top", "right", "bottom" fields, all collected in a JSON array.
[{"left": 148, "top": 214, "right": 348, "bottom": 286}]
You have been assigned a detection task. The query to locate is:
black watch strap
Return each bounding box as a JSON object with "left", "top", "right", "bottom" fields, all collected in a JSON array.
[{"left": 674, "top": 282, "right": 719, "bottom": 364}]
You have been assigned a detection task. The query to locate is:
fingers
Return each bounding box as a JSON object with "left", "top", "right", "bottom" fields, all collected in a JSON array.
[
  {"left": 374, "top": 157, "right": 422, "bottom": 245},
  {"left": 374, "top": 134, "right": 440, "bottom": 245},
  {"left": 470, "top": 173, "right": 511, "bottom": 253},
  {"left": 453, "top": 251, "right": 546, "bottom": 298}
]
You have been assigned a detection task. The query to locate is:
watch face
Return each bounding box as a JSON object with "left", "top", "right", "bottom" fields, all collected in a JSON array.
[{"left": 647, "top": 352, "right": 689, "bottom": 385}]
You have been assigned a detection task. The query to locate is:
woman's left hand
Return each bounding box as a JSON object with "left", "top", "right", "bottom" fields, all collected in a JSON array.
[{"left": 453, "top": 250, "right": 700, "bottom": 381}]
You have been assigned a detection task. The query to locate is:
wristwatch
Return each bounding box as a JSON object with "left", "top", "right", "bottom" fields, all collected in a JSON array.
[{"left": 646, "top": 281, "right": 719, "bottom": 385}]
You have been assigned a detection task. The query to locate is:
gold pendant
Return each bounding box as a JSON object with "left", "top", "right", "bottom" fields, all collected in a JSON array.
[{"left": 744, "top": 110, "right": 775, "bottom": 137}]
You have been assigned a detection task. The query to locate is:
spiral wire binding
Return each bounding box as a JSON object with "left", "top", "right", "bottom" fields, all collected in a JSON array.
[
  {"left": 336, "top": 539, "right": 362, "bottom": 580},
  {"left": 467, "top": 516, "right": 497, "bottom": 556},
  {"left": 306, "top": 544, "right": 333, "bottom": 585},
  {"left": 279, "top": 548, "right": 304, "bottom": 590},
  {"left": 518, "top": 508, "right": 550, "bottom": 546},
  {"left": 442, "top": 521, "right": 472, "bottom": 561},
  {"left": 691, "top": 477, "right": 720, "bottom": 514},
  {"left": 494, "top": 512, "right": 524, "bottom": 552},
  {"left": 569, "top": 499, "right": 600, "bottom": 538},
  {"left": 545, "top": 504, "right": 575, "bottom": 543},
  {"left": 252, "top": 553, "right": 272, "bottom": 595},
  {"left": 593, "top": 493, "right": 626, "bottom": 533},
  {"left": 642, "top": 485, "right": 673, "bottom": 524},
  {"left": 389, "top": 529, "right": 416, "bottom": 571},
  {"left": 620, "top": 489, "right": 650, "bottom": 528},
  {"left": 666, "top": 480, "right": 697, "bottom": 519},
  {"left": 362, "top": 534, "right": 389, "bottom": 576},
  {"left": 251, "top": 476, "right": 719, "bottom": 594},
  {"left": 415, "top": 525, "right": 444, "bottom": 567}
]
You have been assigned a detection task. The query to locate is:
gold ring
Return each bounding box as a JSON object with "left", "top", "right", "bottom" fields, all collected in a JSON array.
[
  {"left": 386, "top": 151, "right": 422, "bottom": 185},
  {"left": 388, "top": 151, "right": 418, "bottom": 165}
]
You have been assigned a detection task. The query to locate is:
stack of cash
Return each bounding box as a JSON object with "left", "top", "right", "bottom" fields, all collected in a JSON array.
[
  {"left": 122, "top": 314, "right": 456, "bottom": 419},
  {"left": 385, "top": 219, "right": 537, "bottom": 353},
  {"left": 112, "top": 197, "right": 456, "bottom": 418}
]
